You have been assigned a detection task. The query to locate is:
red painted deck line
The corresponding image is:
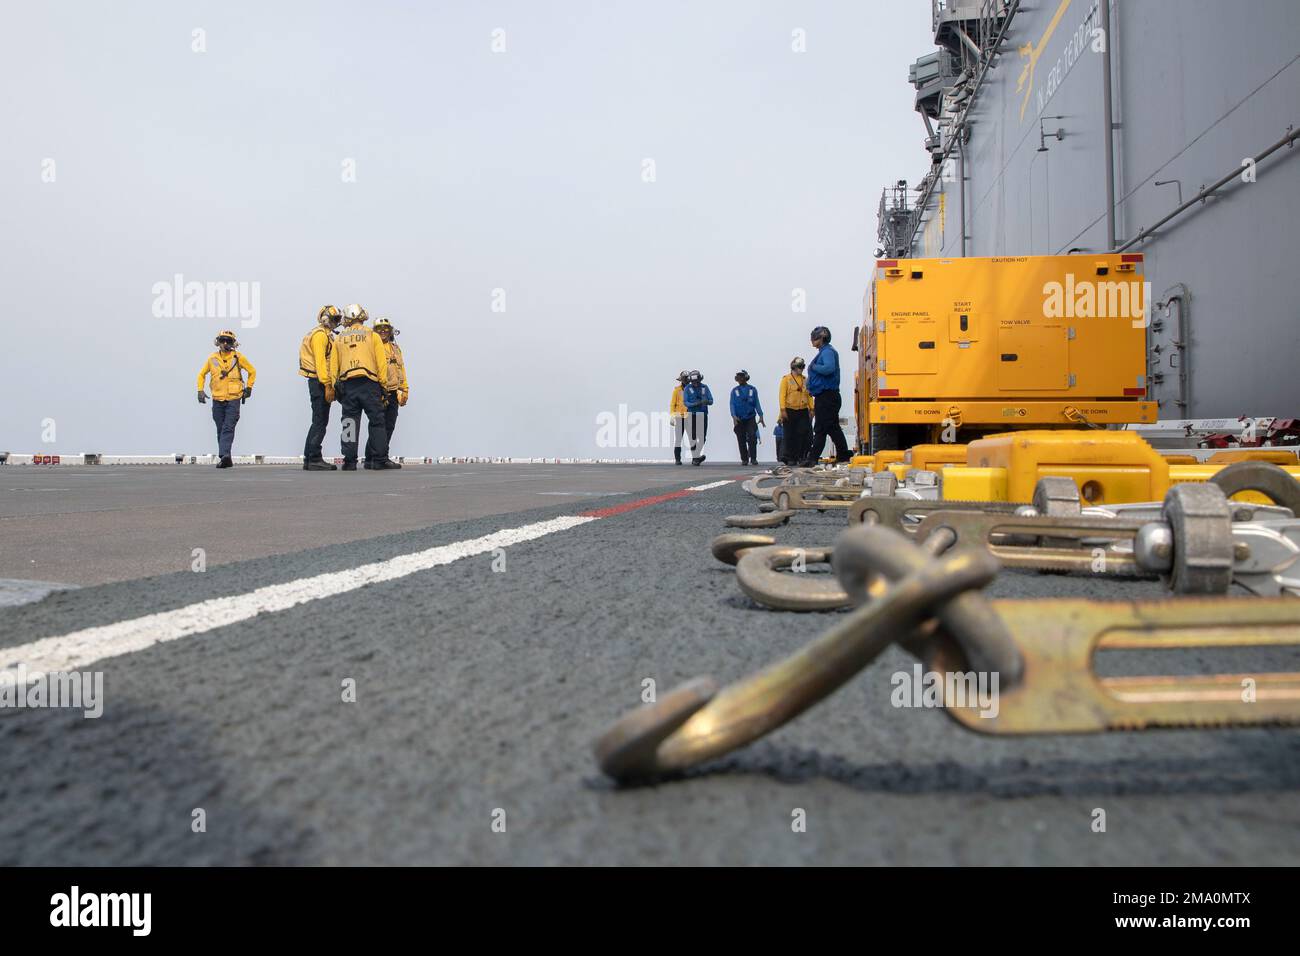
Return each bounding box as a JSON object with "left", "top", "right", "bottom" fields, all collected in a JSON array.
[
  {"left": 577, "top": 475, "right": 752, "bottom": 518},
  {"left": 578, "top": 488, "right": 699, "bottom": 518}
]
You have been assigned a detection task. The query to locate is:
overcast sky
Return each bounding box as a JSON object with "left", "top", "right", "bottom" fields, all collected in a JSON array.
[{"left": 1, "top": 0, "right": 932, "bottom": 458}]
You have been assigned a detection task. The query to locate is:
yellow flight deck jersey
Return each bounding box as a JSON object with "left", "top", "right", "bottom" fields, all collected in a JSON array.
[
  {"left": 198, "top": 351, "right": 257, "bottom": 402},
  {"left": 330, "top": 324, "right": 389, "bottom": 385},
  {"left": 779, "top": 373, "right": 814, "bottom": 413},
  {"left": 670, "top": 385, "right": 687, "bottom": 418},
  {"left": 299, "top": 327, "right": 334, "bottom": 384},
  {"left": 383, "top": 341, "right": 408, "bottom": 397}
]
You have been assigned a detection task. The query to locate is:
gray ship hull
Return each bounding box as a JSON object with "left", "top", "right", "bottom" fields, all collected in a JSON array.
[{"left": 889, "top": 0, "right": 1300, "bottom": 420}]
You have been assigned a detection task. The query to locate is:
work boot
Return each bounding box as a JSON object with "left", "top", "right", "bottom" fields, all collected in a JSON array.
[
  {"left": 341, "top": 461, "right": 357, "bottom": 471},
  {"left": 692, "top": 455, "right": 706, "bottom": 466},
  {"left": 674, "top": 448, "right": 682, "bottom": 465},
  {"left": 362, "top": 460, "right": 374, "bottom": 470},
  {"left": 217, "top": 456, "right": 233, "bottom": 469},
  {"left": 304, "top": 459, "right": 337, "bottom": 471},
  {"left": 375, "top": 459, "right": 403, "bottom": 470}
]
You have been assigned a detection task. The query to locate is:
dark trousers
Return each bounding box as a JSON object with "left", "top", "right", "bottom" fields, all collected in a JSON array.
[
  {"left": 687, "top": 411, "right": 708, "bottom": 458},
  {"left": 806, "top": 390, "right": 850, "bottom": 462},
  {"left": 303, "top": 378, "right": 330, "bottom": 461},
  {"left": 672, "top": 415, "right": 687, "bottom": 462},
  {"left": 370, "top": 398, "right": 398, "bottom": 462},
  {"left": 339, "top": 378, "right": 390, "bottom": 465},
  {"left": 781, "top": 409, "right": 811, "bottom": 464},
  {"left": 383, "top": 399, "right": 399, "bottom": 442},
  {"left": 211, "top": 399, "right": 240, "bottom": 458},
  {"left": 733, "top": 417, "right": 758, "bottom": 463}
]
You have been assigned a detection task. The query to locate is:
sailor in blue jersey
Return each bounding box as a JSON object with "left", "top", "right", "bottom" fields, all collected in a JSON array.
[
  {"left": 729, "top": 370, "right": 765, "bottom": 466},
  {"left": 800, "top": 325, "right": 851, "bottom": 465},
  {"left": 682, "top": 370, "right": 713, "bottom": 466}
]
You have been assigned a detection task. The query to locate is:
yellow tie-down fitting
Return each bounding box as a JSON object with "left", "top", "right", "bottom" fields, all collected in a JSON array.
[{"left": 942, "top": 429, "right": 1300, "bottom": 506}]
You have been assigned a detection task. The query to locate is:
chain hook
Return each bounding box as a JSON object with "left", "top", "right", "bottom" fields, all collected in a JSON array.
[{"left": 594, "top": 527, "right": 1004, "bottom": 782}]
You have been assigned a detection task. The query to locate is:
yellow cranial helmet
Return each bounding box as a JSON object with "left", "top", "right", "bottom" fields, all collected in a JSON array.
[
  {"left": 318, "top": 304, "right": 342, "bottom": 328},
  {"left": 373, "top": 317, "right": 398, "bottom": 336},
  {"left": 343, "top": 303, "right": 368, "bottom": 324},
  {"left": 214, "top": 330, "right": 238, "bottom": 349}
]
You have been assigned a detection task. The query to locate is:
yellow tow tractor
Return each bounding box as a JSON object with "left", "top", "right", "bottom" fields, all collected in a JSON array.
[{"left": 852, "top": 253, "right": 1156, "bottom": 452}]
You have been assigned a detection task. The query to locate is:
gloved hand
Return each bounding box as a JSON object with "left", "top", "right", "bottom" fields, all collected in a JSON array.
[
  {"left": 242, "top": 387, "right": 252, "bottom": 404},
  {"left": 380, "top": 391, "right": 389, "bottom": 408},
  {"left": 397, "top": 390, "right": 408, "bottom": 407},
  {"left": 197, "top": 391, "right": 207, "bottom": 404},
  {"left": 324, "top": 384, "right": 335, "bottom": 404}
]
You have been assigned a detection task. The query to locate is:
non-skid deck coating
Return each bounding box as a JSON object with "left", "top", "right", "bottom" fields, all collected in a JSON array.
[
  {"left": 0, "top": 462, "right": 721, "bottom": 585},
  {"left": 0, "top": 464, "right": 1297, "bottom": 865}
]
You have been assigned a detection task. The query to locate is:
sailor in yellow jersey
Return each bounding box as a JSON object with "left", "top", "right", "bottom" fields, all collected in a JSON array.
[
  {"left": 372, "top": 318, "right": 408, "bottom": 459},
  {"left": 301, "top": 305, "right": 342, "bottom": 470},
  {"left": 670, "top": 370, "right": 688, "bottom": 465},
  {"left": 329, "top": 304, "right": 400, "bottom": 470},
  {"left": 777, "top": 356, "right": 814, "bottom": 465},
  {"left": 196, "top": 330, "right": 257, "bottom": 468}
]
